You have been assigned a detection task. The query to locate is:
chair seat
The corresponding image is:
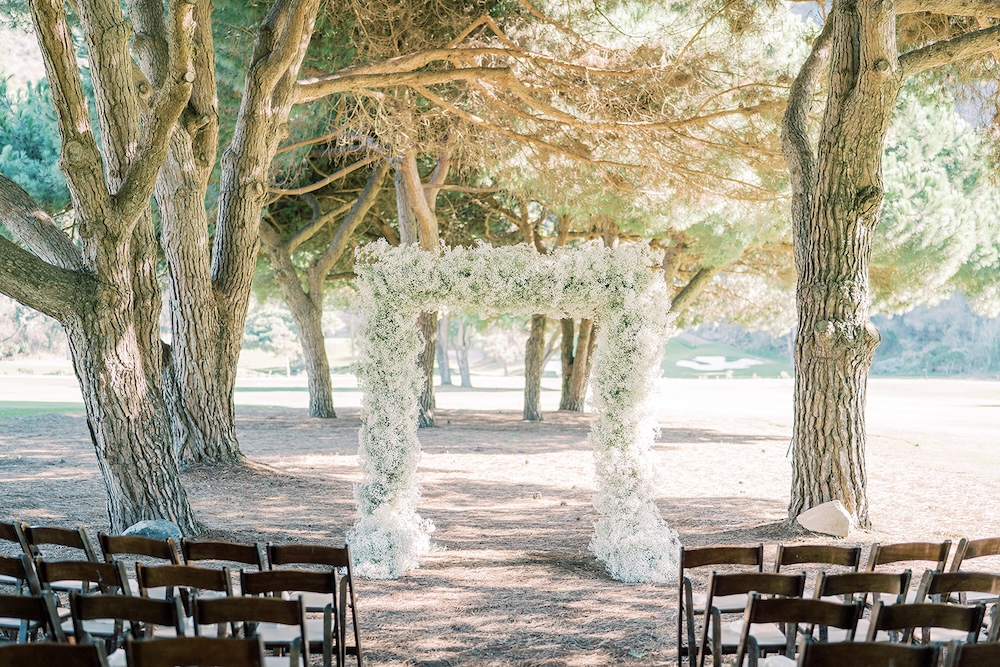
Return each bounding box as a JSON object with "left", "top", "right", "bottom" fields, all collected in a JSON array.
[
  {"left": 107, "top": 647, "right": 127, "bottom": 667},
  {"left": 721, "top": 619, "right": 788, "bottom": 650},
  {"left": 693, "top": 592, "right": 750, "bottom": 613},
  {"left": 741, "top": 655, "right": 796, "bottom": 667},
  {"left": 824, "top": 619, "right": 891, "bottom": 642},
  {"left": 926, "top": 626, "right": 989, "bottom": 643},
  {"left": 264, "top": 655, "right": 295, "bottom": 667},
  {"left": 288, "top": 590, "right": 333, "bottom": 613},
  {"left": 253, "top": 621, "right": 303, "bottom": 647},
  {"left": 876, "top": 590, "right": 919, "bottom": 605},
  {"left": 0, "top": 615, "right": 42, "bottom": 631},
  {"left": 62, "top": 616, "right": 119, "bottom": 638}
]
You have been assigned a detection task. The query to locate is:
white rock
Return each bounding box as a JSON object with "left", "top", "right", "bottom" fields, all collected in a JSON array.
[{"left": 796, "top": 500, "right": 853, "bottom": 538}]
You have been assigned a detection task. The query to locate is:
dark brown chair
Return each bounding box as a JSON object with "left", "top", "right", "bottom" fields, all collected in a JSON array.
[
  {"left": 21, "top": 525, "right": 100, "bottom": 563},
  {"left": 865, "top": 541, "right": 952, "bottom": 603},
  {"left": 867, "top": 600, "right": 985, "bottom": 645},
  {"left": 698, "top": 571, "right": 806, "bottom": 667},
  {"left": 948, "top": 537, "right": 1000, "bottom": 606},
  {"left": 124, "top": 636, "right": 266, "bottom": 667},
  {"left": 775, "top": 544, "right": 862, "bottom": 574},
  {"left": 734, "top": 595, "right": 863, "bottom": 667},
  {"left": 0, "top": 592, "right": 65, "bottom": 643},
  {"left": 813, "top": 571, "right": 911, "bottom": 641},
  {"left": 242, "top": 569, "right": 339, "bottom": 667},
  {"left": 21, "top": 525, "right": 101, "bottom": 594},
  {"left": 267, "top": 543, "right": 361, "bottom": 667},
  {"left": 677, "top": 544, "right": 764, "bottom": 667},
  {"left": 916, "top": 572, "right": 1000, "bottom": 642},
  {"left": 181, "top": 539, "right": 266, "bottom": 572},
  {"left": 0, "top": 554, "right": 41, "bottom": 595},
  {"left": 795, "top": 638, "right": 940, "bottom": 667},
  {"left": 136, "top": 563, "right": 233, "bottom": 635},
  {"left": 35, "top": 559, "right": 131, "bottom": 641},
  {"left": 194, "top": 596, "right": 309, "bottom": 666},
  {"left": 98, "top": 533, "right": 181, "bottom": 566},
  {"left": 0, "top": 642, "right": 110, "bottom": 667},
  {"left": 70, "top": 592, "right": 186, "bottom": 654},
  {"left": 949, "top": 640, "right": 1000, "bottom": 667}
]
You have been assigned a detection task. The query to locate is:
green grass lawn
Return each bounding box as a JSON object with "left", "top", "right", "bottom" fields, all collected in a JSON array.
[{"left": 661, "top": 337, "right": 791, "bottom": 378}]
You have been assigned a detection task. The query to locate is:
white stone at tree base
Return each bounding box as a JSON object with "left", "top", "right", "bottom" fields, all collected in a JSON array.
[{"left": 796, "top": 500, "right": 853, "bottom": 538}]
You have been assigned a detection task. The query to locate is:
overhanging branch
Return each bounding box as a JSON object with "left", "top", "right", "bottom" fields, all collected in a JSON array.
[{"left": 899, "top": 23, "right": 1000, "bottom": 77}]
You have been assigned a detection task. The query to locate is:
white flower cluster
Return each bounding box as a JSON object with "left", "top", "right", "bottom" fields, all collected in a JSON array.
[{"left": 349, "top": 239, "right": 680, "bottom": 582}]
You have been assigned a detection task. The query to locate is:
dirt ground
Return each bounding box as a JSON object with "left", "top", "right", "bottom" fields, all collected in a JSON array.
[{"left": 1, "top": 377, "right": 999, "bottom": 665}]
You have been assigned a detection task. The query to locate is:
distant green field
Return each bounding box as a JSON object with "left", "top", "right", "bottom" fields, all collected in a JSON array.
[
  {"left": 661, "top": 338, "right": 791, "bottom": 378},
  {"left": 0, "top": 401, "right": 85, "bottom": 419}
]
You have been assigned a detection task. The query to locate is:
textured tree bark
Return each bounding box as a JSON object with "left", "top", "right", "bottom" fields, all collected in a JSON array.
[
  {"left": 560, "top": 318, "right": 596, "bottom": 411},
  {"left": 523, "top": 314, "right": 546, "bottom": 421},
  {"left": 437, "top": 313, "right": 452, "bottom": 386},
  {"left": 783, "top": 3, "right": 899, "bottom": 528}
]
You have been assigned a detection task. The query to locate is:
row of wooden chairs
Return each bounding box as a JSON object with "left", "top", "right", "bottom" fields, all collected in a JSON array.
[
  {"left": 0, "top": 522, "right": 362, "bottom": 667},
  {"left": 678, "top": 540, "right": 1000, "bottom": 667},
  {"left": 0, "top": 636, "right": 273, "bottom": 667}
]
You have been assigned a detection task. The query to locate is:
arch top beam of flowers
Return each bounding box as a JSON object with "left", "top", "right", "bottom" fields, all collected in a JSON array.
[{"left": 348, "top": 239, "right": 681, "bottom": 583}]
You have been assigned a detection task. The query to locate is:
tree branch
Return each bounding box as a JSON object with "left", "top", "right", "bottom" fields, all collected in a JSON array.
[
  {"left": 669, "top": 265, "right": 718, "bottom": 315},
  {"left": 423, "top": 153, "right": 451, "bottom": 210},
  {"left": 309, "top": 161, "right": 390, "bottom": 298},
  {"left": 269, "top": 155, "right": 380, "bottom": 196},
  {"left": 896, "top": 0, "right": 1000, "bottom": 16},
  {"left": 0, "top": 235, "right": 92, "bottom": 321},
  {"left": 0, "top": 175, "right": 82, "bottom": 270},
  {"left": 899, "top": 23, "right": 1000, "bottom": 77},
  {"left": 781, "top": 19, "right": 834, "bottom": 247}
]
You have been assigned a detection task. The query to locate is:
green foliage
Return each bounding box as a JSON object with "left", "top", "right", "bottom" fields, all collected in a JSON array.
[
  {"left": 0, "top": 78, "right": 69, "bottom": 213},
  {"left": 242, "top": 302, "right": 301, "bottom": 361}
]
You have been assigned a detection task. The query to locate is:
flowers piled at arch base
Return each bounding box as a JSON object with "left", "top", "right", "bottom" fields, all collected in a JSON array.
[{"left": 348, "top": 240, "right": 681, "bottom": 583}]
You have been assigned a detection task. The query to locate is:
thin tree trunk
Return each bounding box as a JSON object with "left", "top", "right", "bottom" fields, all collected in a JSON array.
[
  {"left": 560, "top": 318, "right": 596, "bottom": 411},
  {"left": 437, "top": 313, "right": 452, "bottom": 386},
  {"left": 417, "top": 311, "right": 437, "bottom": 426},
  {"left": 294, "top": 298, "right": 336, "bottom": 418},
  {"left": 523, "top": 314, "right": 546, "bottom": 421},
  {"left": 454, "top": 317, "right": 472, "bottom": 388}
]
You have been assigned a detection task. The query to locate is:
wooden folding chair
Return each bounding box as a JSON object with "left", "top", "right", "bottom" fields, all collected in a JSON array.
[
  {"left": 733, "top": 594, "right": 863, "bottom": 667},
  {"left": 698, "top": 571, "right": 805, "bottom": 667},
  {"left": 22, "top": 525, "right": 101, "bottom": 594},
  {"left": 181, "top": 539, "right": 266, "bottom": 573},
  {"left": 0, "top": 554, "right": 42, "bottom": 596},
  {"left": 0, "top": 592, "right": 66, "bottom": 643},
  {"left": 242, "top": 569, "right": 339, "bottom": 667},
  {"left": 813, "top": 571, "right": 911, "bottom": 641},
  {"left": 795, "top": 637, "right": 940, "bottom": 667},
  {"left": 0, "top": 641, "right": 109, "bottom": 667},
  {"left": 867, "top": 600, "right": 985, "bottom": 646},
  {"left": 136, "top": 563, "right": 233, "bottom": 636},
  {"left": 948, "top": 640, "right": 1000, "bottom": 667},
  {"left": 947, "top": 537, "right": 1000, "bottom": 606},
  {"left": 70, "top": 592, "right": 186, "bottom": 656},
  {"left": 0, "top": 523, "right": 31, "bottom": 589},
  {"left": 194, "top": 596, "right": 308, "bottom": 666},
  {"left": 36, "top": 559, "right": 131, "bottom": 641},
  {"left": 100, "top": 534, "right": 182, "bottom": 599},
  {"left": 865, "top": 541, "right": 952, "bottom": 603},
  {"left": 124, "top": 636, "right": 266, "bottom": 667},
  {"left": 677, "top": 543, "right": 764, "bottom": 666},
  {"left": 267, "top": 543, "right": 361, "bottom": 667},
  {"left": 916, "top": 571, "right": 1000, "bottom": 642}
]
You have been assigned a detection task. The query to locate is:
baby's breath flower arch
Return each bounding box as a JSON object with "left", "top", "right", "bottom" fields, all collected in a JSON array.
[{"left": 348, "top": 240, "right": 680, "bottom": 582}]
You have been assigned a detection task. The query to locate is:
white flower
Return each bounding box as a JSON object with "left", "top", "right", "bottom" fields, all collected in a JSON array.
[{"left": 350, "top": 240, "right": 679, "bottom": 582}]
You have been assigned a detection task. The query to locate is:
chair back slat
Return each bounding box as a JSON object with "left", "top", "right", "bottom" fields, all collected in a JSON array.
[
  {"left": 709, "top": 571, "right": 807, "bottom": 598},
  {"left": 680, "top": 544, "right": 764, "bottom": 570},
  {"left": 0, "top": 642, "right": 109, "bottom": 667},
  {"left": 814, "top": 570, "right": 911, "bottom": 605},
  {"left": 267, "top": 543, "right": 350, "bottom": 568},
  {"left": 36, "top": 558, "right": 129, "bottom": 594},
  {"left": 867, "top": 601, "right": 985, "bottom": 643},
  {"left": 924, "top": 571, "right": 1000, "bottom": 598},
  {"left": 775, "top": 544, "right": 862, "bottom": 572},
  {"left": 135, "top": 563, "right": 233, "bottom": 594},
  {"left": 0, "top": 553, "right": 41, "bottom": 594},
  {"left": 194, "top": 595, "right": 305, "bottom": 627},
  {"left": 125, "top": 636, "right": 266, "bottom": 667},
  {"left": 22, "top": 525, "right": 98, "bottom": 561},
  {"left": 745, "top": 596, "right": 862, "bottom": 629},
  {"left": 951, "top": 641, "right": 1000, "bottom": 667},
  {"left": 0, "top": 591, "right": 66, "bottom": 642},
  {"left": 867, "top": 541, "right": 951, "bottom": 571},
  {"left": 99, "top": 533, "right": 181, "bottom": 565},
  {"left": 0, "top": 522, "right": 30, "bottom": 554},
  {"left": 950, "top": 536, "right": 1000, "bottom": 572},
  {"left": 181, "top": 539, "right": 266, "bottom": 571},
  {"left": 796, "top": 639, "right": 939, "bottom": 667},
  {"left": 241, "top": 569, "right": 337, "bottom": 596}
]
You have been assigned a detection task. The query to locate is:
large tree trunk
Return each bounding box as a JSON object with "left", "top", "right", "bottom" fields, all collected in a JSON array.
[
  {"left": 437, "top": 313, "right": 452, "bottom": 386},
  {"left": 783, "top": 4, "right": 900, "bottom": 529},
  {"left": 559, "top": 318, "right": 597, "bottom": 411},
  {"left": 523, "top": 314, "right": 546, "bottom": 421},
  {"left": 68, "top": 318, "right": 200, "bottom": 534},
  {"left": 417, "top": 311, "right": 438, "bottom": 426}
]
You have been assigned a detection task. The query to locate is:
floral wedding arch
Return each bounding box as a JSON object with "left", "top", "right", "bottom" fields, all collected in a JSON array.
[{"left": 347, "top": 240, "right": 681, "bottom": 583}]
